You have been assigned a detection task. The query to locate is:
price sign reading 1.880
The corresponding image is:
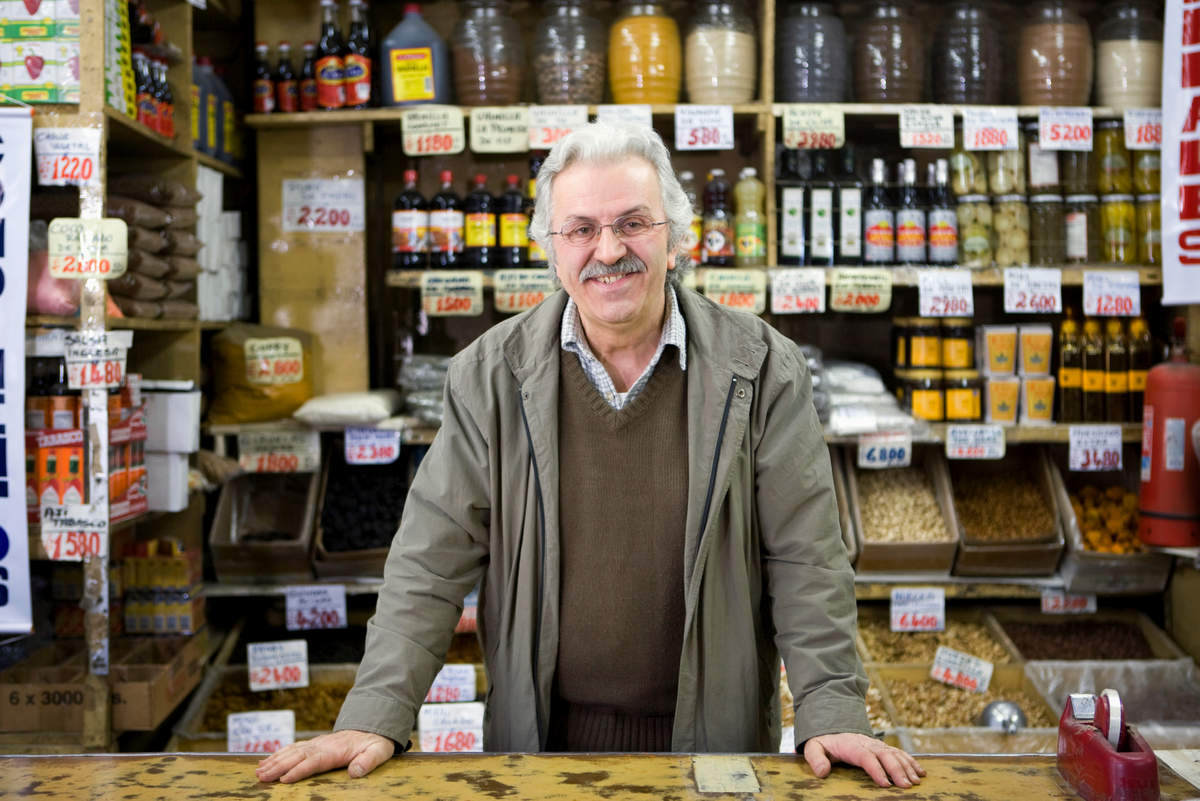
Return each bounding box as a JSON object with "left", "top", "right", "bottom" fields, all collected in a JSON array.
[
  {"left": 1123, "top": 108, "right": 1162, "bottom": 150},
  {"left": 675, "top": 105, "right": 735, "bottom": 151},
  {"left": 962, "top": 107, "right": 1019, "bottom": 152},
  {"left": 1038, "top": 106, "right": 1094, "bottom": 151},
  {"left": 344, "top": 427, "right": 401, "bottom": 466}
]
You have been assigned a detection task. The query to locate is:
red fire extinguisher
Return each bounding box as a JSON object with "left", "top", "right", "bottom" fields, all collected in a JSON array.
[{"left": 1138, "top": 318, "right": 1200, "bottom": 547}]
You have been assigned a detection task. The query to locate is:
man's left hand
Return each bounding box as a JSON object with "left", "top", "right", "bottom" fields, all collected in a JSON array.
[{"left": 803, "top": 732, "right": 925, "bottom": 788}]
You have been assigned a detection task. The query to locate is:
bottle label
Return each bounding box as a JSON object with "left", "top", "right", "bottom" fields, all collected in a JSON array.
[
  {"left": 1129, "top": 369, "right": 1147, "bottom": 392},
  {"left": 300, "top": 78, "right": 318, "bottom": 111},
  {"left": 159, "top": 101, "right": 175, "bottom": 139},
  {"left": 253, "top": 78, "right": 275, "bottom": 113},
  {"left": 190, "top": 85, "right": 199, "bottom": 143},
  {"left": 223, "top": 100, "right": 235, "bottom": 157},
  {"left": 1028, "top": 143, "right": 1059, "bottom": 188},
  {"left": 895, "top": 209, "right": 926, "bottom": 261},
  {"left": 343, "top": 54, "right": 371, "bottom": 105},
  {"left": 735, "top": 222, "right": 765, "bottom": 258},
  {"left": 810, "top": 188, "right": 834, "bottom": 260},
  {"left": 943, "top": 338, "right": 972, "bottom": 369},
  {"left": 780, "top": 187, "right": 805, "bottom": 259},
  {"left": 392, "top": 209, "right": 429, "bottom": 253},
  {"left": 946, "top": 387, "right": 981, "bottom": 421},
  {"left": 1065, "top": 211, "right": 1088, "bottom": 259},
  {"left": 1059, "top": 366, "right": 1082, "bottom": 388},
  {"left": 499, "top": 213, "right": 529, "bottom": 248},
  {"left": 315, "top": 55, "right": 346, "bottom": 108},
  {"left": 206, "top": 94, "right": 217, "bottom": 147},
  {"left": 1083, "top": 369, "right": 1105, "bottom": 392},
  {"left": 277, "top": 80, "right": 299, "bottom": 113},
  {"left": 910, "top": 335, "right": 941, "bottom": 368},
  {"left": 911, "top": 389, "right": 944, "bottom": 421},
  {"left": 137, "top": 91, "right": 155, "bottom": 127},
  {"left": 927, "top": 209, "right": 959, "bottom": 262},
  {"left": 429, "top": 210, "right": 464, "bottom": 253},
  {"left": 465, "top": 212, "right": 496, "bottom": 247},
  {"left": 863, "top": 209, "right": 894, "bottom": 263},
  {"left": 529, "top": 238, "right": 548, "bottom": 264},
  {"left": 838, "top": 188, "right": 861, "bottom": 258},
  {"left": 390, "top": 47, "right": 435, "bottom": 103},
  {"left": 684, "top": 214, "right": 702, "bottom": 267},
  {"left": 1106, "top": 372, "right": 1129, "bottom": 393},
  {"left": 702, "top": 218, "right": 734, "bottom": 260}
]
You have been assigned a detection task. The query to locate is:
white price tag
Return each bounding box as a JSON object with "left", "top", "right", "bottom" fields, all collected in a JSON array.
[
  {"left": 857, "top": 432, "right": 913, "bottom": 469},
  {"left": 64, "top": 330, "right": 130, "bottom": 390},
  {"left": 1123, "top": 108, "right": 1162, "bottom": 150},
  {"left": 930, "top": 645, "right": 993, "bottom": 694},
  {"left": 899, "top": 105, "right": 954, "bottom": 149},
  {"left": 494, "top": 269, "right": 555, "bottom": 313},
  {"left": 595, "top": 104, "right": 653, "bottom": 129},
  {"left": 945, "top": 424, "right": 1006, "bottom": 460},
  {"left": 227, "top": 710, "right": 295, "bottom": 753},
  {"left": 780, "top": 104, "right": 845, "bottom": 150},
  {"left": 418, "top": 702, "right": 484, "bottom": 752},
  {"left": 770, "top": 268, "right": 825, "bottom": 314},
  {"left": 401, "top": 105, "right": 466, "bottom": 157},
  {"left": 424, "top": 664, "right": 477, "bottom": 704},
  {"left": 1004, "top": 267, "right": 1063, "bottom": 313},
  {"left": 421, "top": 271, "right": 484, "bottom": 317},
  {"left": 1039, "top": 107, "right": 1094, "bottom": 151},
  {"left": 829, "top": 268, "right": 893, "bottom": 313},
  {"left": 1041, "top": 589, "right": 1097, "bottom": 614},
  {"left": 244, "top": 337, "right": 305, "bottom": 386},
  {"left": 890, "top": 587, "right": 945, "bottom": 632},
  {"left": 1083, "top": 270, "right": 1141, "bottom": 317},
  {"left": 468, "top": 107, "right": 530, "bottom": 153},
  {"left": 48, "top": 217, "right": 128, "bottom": 279},
  {"left": 247, "top": 640, "right": 310, "bottom": 692},
  {"left": 40, "top": 505, "right": 108, "bottom": 561},
  {"left": 918, "top": 269, "right": 974, "bottom": 317},
  {"left": 703, "top": 269, "right": 766, "bottom": 314},
  {"left": 237, "top": 430, "right": 321, "bottom": 474},
  {"left": 285, "top": 585, "right": 348, "bottom": 631},
  {"left": 527, "top": 105, "right": 589, "bottom": 149},
  {"left": 1069, "top": 425, "right": 1123, "bottom": 472},
  {"left": 34, "top": 128, "right": 100, "bottom": 187},
  {"left": 962, "top": 107, "right": 1019, "bottom": 151},
  {"left": 675, "top": 105, "right": 734, "bottom": 150},
  {"left": 281, "top": 178, "right": 365, "bottom": 233},
  {"left": 344, "top": 427, "right": 401, "bottom": 465}
]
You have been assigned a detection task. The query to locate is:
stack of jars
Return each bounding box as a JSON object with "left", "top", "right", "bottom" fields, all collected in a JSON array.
[{"left": 892, "top": 317, "right": 981, "bottom": 423}]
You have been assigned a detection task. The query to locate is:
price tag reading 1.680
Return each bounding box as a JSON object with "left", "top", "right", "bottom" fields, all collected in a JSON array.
[{"left": 418, "top": 703, "right": 485, "bottom": 753}]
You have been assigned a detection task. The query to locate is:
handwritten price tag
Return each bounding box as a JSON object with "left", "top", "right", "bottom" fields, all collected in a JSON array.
[
  {"left": 1004, "top": 267, "right": 1063, "bottom": 313},
  {"left": 494, "top": 269, "right": 555, "bottom": 314},
  {"left": 1083, "top": 270, "right": 1140, "bottom": 317},
  {"left": 945, "top": 424, "right": 1006, "bottom": 460},
  {"left": 281, "top": 178, "right": 365, "bottom": 232},
  {"left": 401, "top": 105, "right": 466, "bottom": 157},
  {"left": 421, "top": 271, "right": 484, "bottom": 317},
  {"left": 285, "top": 585, "right": 347, "bottom": 631},
  {"left": 781, "top": 104, "right": 845, "bottom": 150},
  {"left": 899, "top": 105, "right": 954, "bottom": 149},
  {"left": 469, "top": 107, "right": 530, "bottom": 153},
  {"left": 528, "top": 105, "right": 588, "bottom": 149},
  {"left": 931, "top": 646, "right": 993, "bottom": 694},
  {"left": 418, "top": 702, "right": 484, "bottom": 753},
  {"left": 344, "top": 427, "right": 401, "bottom": 465},
  {"left": 34, "top": 128, "right": 100, "bottom": 187},
  {"left": 595, "top": 104, "right": 653, "bottom": 129},
  {"left": 40, "top": 505, "right": 108, "bottom": 561},
  {"left": 48, "top": 217, "right": 128, "bottom": 279},
  {"left": 1069, "top": 424, "right": 1123, "bottom": 472},
  {"left": 424, "top": 664, "right": 477, "bottom": 704},
  {"left": 771, "top": 268, "right": 825, "bottom": 314},
  {"left": 1124, "top": 108, "right": 1162, "bottom": 150},
  {"left": 890, "top": 587, "right": 945, "bottom": 632},
  {"left": 703, "top": 269, "right": 766, "bottom": 314},
  {"left": 857, "top": 432, "right": 912, "bottom": 469},
  {"left": 228, "top": 710, "right": 295, "bottom": 753},
  {"left": 244, "top": 337, "right": 304, "bottom": 386},
  {"left": 237, "top": 430, "right": 321, "bottom": 474},
  {"left": 918, "top": 269, "right": 974, "bottom": 317},
  {"left": 675, "top": 105, "right": 734, "bottom": 150},
  {"left": 829, "top": 268, "right": 892, "bottom": 313},
  {"left": 1039, "top": 107, "right": 1094, "bottom": 151},
  {"left": 247, "top": 640, "right": 309, "bottom": 692},
  {"left": 64, "top": 330, "right": 131, "bottom": 390},
  {"left": 963, "top": 107, "right": 1019, "bottom": 151},
  {"left": 1041, "top": 589, "right": 1097, "bottom": 614}
]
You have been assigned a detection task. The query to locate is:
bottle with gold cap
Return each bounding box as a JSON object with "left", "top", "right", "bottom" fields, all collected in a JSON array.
[
  {"left": 1104, "top": 318, "right": 1129, "bottom": 423},
  {"left": 1058, "top": 310, "right": 1083, "bottom": 423},
  {"left": 1082, "top": 318, "right": 1106, "bottom": 423},
  {"left": 1127, "top": 316, "right": 1152, "bottom": 422}
]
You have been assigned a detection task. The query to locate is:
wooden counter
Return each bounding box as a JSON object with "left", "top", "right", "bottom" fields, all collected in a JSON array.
[{"left": 0, "top": 752, "right": 1195, "bottom": 799}]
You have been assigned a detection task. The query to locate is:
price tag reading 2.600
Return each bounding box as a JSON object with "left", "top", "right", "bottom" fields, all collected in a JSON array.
[
  {"left": 1004, "top": 267, "right": 1063, "bottom": 314},
  {"left": 421, "top": 271, "right": 484, "bottom": 317}
]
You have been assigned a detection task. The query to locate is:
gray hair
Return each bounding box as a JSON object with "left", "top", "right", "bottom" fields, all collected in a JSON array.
[{"left": 529, "top": 121, "right": 694, "bottom": 285}]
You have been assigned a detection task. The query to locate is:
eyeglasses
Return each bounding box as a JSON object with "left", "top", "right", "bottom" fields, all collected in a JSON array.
[{"left": 547, "top": 214, "right": 669, "bottom": 247}]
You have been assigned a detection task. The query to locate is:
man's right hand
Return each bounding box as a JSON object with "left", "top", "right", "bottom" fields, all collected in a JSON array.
[{"left": 255, "top": 730, "right": 395, "bottom": 784}]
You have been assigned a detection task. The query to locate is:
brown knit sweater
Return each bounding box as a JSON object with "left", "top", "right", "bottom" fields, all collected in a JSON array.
[{"left": 548, "top": 348, "right": 689, "bottom": 752}]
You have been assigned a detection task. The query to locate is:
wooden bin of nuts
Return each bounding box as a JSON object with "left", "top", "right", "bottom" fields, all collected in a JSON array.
[
  {"left": 988, "top": 607, "right": 1187, "bottom": 662},
  {"left": 781, "top": 666, "right": 898, "bottom": 743},
  {"left": 844, "top": 446, "right": 960, "bottom": 574},
  {"left": 950, "top": 447, "right": 1065, "bottom": 576},
  {"left": 855, "top": 604, "right": 1021, "bottom": 667}
]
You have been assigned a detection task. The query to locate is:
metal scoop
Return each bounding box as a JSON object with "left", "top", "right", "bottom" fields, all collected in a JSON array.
[{"left": 977, "top": 700, "right": 1027, "bottom": 733}]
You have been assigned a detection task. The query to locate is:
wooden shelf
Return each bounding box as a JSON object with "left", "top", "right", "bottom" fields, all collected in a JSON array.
[
  {"left": 194, "top": 150, "right": 244, "bottom": 179},
  {"left": 204, "top": 418, "right": 436, "bottom": 445},
  {"left": 26, "top": 315, "right": 204, "bottom": 331},
  {"left": 828, "top": 423, "right": 1144, "bottom": 446},
  {"left": 770, "top": 103, "right": 1124, "bottom": 120},
  {"left": 204, "top": 579, "right": 383, "bottom": 597},
  {"left": 853, "top": 575, "right": 1060, "bottom": 600},
  {"left": 103, "top": 106, "right": 193, "bottom": 160}
]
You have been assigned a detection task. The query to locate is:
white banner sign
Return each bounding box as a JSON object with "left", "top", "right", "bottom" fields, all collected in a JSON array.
[
  {"left": 281, "top": 178, "right": 366, "bottom": 233},
  {"left": 1162, "top": 0, "right": 1200, "bottom": 304},
  {"left": 0, "top": 108, "right": 32, "bottom": 634}
]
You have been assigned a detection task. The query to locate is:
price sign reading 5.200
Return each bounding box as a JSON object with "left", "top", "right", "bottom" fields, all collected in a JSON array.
[{"left": 1039, "top": 107, "right": 1094, "bottom": 151}]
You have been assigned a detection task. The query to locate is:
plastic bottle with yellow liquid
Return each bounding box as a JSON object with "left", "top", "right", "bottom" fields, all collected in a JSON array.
[{"left": 734, "top": 166, "right": 766, "bottom": 267}]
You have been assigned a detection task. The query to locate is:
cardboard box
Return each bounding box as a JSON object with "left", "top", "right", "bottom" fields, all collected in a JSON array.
[
  {"left": 209, "top": 472, "right": 318, "bottom": 583},
  {"left": 146, "top": 451, "right": 189, "bottom": 512},
  {"left": 144, "top": 390, "right": 202, "bottom": 452}
]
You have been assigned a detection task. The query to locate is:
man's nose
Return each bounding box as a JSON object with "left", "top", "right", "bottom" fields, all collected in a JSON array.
[{"left": 592, "top": 224, "right": 627, "bottom": 264}]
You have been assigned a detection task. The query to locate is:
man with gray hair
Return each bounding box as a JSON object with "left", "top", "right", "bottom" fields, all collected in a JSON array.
[{"left": 257, "top": 122, "right": 924, "bottom": 789}]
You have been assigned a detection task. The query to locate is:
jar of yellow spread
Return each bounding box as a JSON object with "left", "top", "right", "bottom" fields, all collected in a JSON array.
[
  {"left": 986, "top": 375, "right": 1020, "bottom": 425},
  {"left": 1021, "top": 375, "right": 1057, "bottom": 424},
  {"left": 1019, "top": 324, "right": 1053, "bottom": 376},
  {"left": 945, "top": 369, "right": 983, "bottom": 421},
  {"left": 609, "top": 1, "right": 681, "bottom": 103},
  {"left": 941, "top": 317, "right": 975, "bottom": 369},
  {"left": 906, "top": 370, "right": 945, "bottom": 421},
  {"left": 908, "top": 318, "right": 942, "bottom": 368}
]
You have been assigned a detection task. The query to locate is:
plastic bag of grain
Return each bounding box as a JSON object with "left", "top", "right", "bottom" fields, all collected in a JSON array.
[{"left": 208, "top": 323, "right": 315, "bottom": 424}]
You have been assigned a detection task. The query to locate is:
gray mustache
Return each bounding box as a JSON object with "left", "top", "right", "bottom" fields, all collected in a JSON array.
[{"left": 578, "top": 254, "right": 647, "bottom": 282}]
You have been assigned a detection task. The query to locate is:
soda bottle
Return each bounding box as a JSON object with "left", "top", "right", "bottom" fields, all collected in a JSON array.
[
  {"left": 777, "top": 149, "right": 806, "bottom": 266},
  {"left": 895, "top": 159, "right": 926, "bottom": 265},
  {"left": 527, "top": 153, "right": 548, "bottom": 269},
  {"left": 315, "top": 0, "right": 346, "bottom": 110},
  {"left": 344, "top": 0, "right": 372, "bottom": 108},
  {"left": 392, "top": 169, "right": 428, "bottom": 269},
  {"left": 734, "top": 167, "right": 766, "bottom": 267},
  {"left": 299, "top": 41, "right": 318, "bottom": 111},
  {"left": 464, "top": 173, "right": 497, "bottom": 268},
  {"left": 678, "top": 170, "right": 702, "bottom": 270},
  {"left": 498, "top": 174, "right": 528, "bottom": 268},
  {"left": 275, "top": 41, "right": 299, "bottom": 112},
  {"left": 927, "top": 158, "right": 959, "bottom": 265},
  {"left": 252, "top": 41, "right": 275, "bottom": 113},
  {"left": 807, "top": 152, "right": 836, "bottom": 267},
  {"left": 837, "top": 146, "right": 863, "bottom": 265},
  {"left": 429, "top": 169, "right": 464, "bottom": 268},
  {"left": 133, "top": 50, "right": 155, "bottom": 130},
  {"left": 154, "top": 58, "right": 174, "bottom": 138},
  {"left": 702, "top": 168, "right": 734, "bottom": 267},
  {"left": 863, "top": 158, "right": 895, "bottom": 266}
]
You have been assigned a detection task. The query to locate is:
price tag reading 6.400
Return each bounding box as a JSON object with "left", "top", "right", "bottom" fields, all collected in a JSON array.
[{"left": 890, "top": 587, "right": 946, "bottom": 632}]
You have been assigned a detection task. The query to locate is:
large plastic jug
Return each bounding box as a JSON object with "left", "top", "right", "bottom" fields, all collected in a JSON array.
[
  {"left": 196, "top": 57, "right": 223, "bottom": 159},
  {"left": 211, "top": 66, "right": 237, "bottom": 163},
  {"left": 380, "top": 2, "right": 451, "bottom": 106}
]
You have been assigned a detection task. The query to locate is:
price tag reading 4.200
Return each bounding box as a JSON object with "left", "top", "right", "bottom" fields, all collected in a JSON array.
[
  {"left": 48, "top": 217, "right": 129, "bottom": 279},
  {"left": 931, "top": 645, "right": 993, "bottom": 694},
  {"left": 1039, "top": 107, "right": 1094, "bottom": 151},
  {"left": 247, "top": 640, "right": 310, "bottom": 692},
  {"left": 890, "top": 587, "right": 945, "bottom": 632},
  {"left": 418, "top": 702, "right": 485, "bottom": 753},
  {"left": 227, "top": 710, "right": 295, "bottom": 754},
  {"left": 285, "top": 585, "right": 348, "bottom": 631},
  {"left": 421, "top": 271, "right": 484, "bottom": 317},
  {"left": 675, "top": 105, "right": 734, "bottom": 151},
  {"left": 1069, "top": 424, "right": 1123, "bottom": 472},
  {"left": 857, "top": 432, "right": 913, "bottom": 470},
  {"left": 918, "top": 269, "right": 974, "bottom": 317},
  {"left": 1004, "top": 267, "right": 1063, "bottom": 314},
  {"left": 1083, "top": 270, "right": 1141, "bottom": 317},
  {"left": 345, "top": 427, "right": 401, "bottom": 465}
]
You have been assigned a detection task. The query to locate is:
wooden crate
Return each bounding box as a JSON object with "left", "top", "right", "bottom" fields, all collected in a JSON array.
[
  {"left": 987, "top": 607, "right": 1188, "bottom": 662},
  {"left": 855, "top": 604, "right": 1022, "bottom": 666},
  {"left": 873, "top": 664, "right": 1059, "bottom": 731},
  {"left": 209, "top": 472, "right": 319, "bottom": 584}
]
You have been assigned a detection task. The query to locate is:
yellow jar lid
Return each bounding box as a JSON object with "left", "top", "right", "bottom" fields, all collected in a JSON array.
[
  {"left": 910, "top": 318, "right": 941, "bottom": 330},
  {"left": 944, "top": 369, "right": 981, "bottom": 381},
  {"left": 941, "top": 317, "right": 973, "bottom": 327},
  {"left": 907, "top": 370, "right": 945, "bottom": 381}
]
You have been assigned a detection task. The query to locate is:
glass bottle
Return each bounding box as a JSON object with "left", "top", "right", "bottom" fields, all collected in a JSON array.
[
  {"left": 451, "top": 0, "right": 525, "bottom": 106},
  {"left": 1095, "top": 120, "right": 1133, "bottom": 194},
  {"left": 776, "top": 2, "right": 846, "bottom": 102},
  {"left": 315, "top": 0, "right": 347, "bottom": 110},
  {"left": 1127, "top": 315, "right": 1151, "bottom": 421},
  {"left": 950, "top": 127, "right": 988, "bottom": 195},
  {"left": 1137, "top": 193, "right": 1160, "bottom": 265},
  {"left": 1026, "top": 120, "right": 1060, "bottom": 194},
  {"left": 1058, "top": 312, "right": 1083, "bottom": 423},
  {"left": 702, "top": 168, "right": 735, "bottom": 266},
  {"left": 153, "top": 58, "right": 174, "bottom": 138},
  {"left": 863, "top": 158, "right": 894, "bottom": 266},
  {"left": 299, "top": 41, "right": 318, "bottom": 111},
  {"left": 1133, "top": 150, "right": 1160, "bottom": 194},
  {"left": 895, "top": 159, "right": 926, "bottom": 265},
  {"left": 429, "top": 169, "right": 464, "bottom": 269},
  {"left": 275, "top": 41, "right": 299, "bottom": 112},
  {"left": 932, "top": 0, "right": 1003, "bottom": 104},
  {"left": 928, "top": 159, "right": 958, "bottom": 265},
  {"left": 993, "top": 195, "right": 1031, "bottom": 267},
  {"left": 987, "top": 127, "right": 1027, "bottom": 195},
  {"left": 532, "top": 0, "right": 605, "bottom": 104},
  {"left": 777, "top": 153, "right": 806, "bottom": 266},
  {"left": 1104, "top": 318, "right": 1129, "bottom": 423},
  {"left": 1029, "top": 194, "right": 1065, "bottom": 266},
  {"left": 1096, "top": 1, "right": 1163, "bottom": 110},
  {"left": 1061, "top": 150, "right": 1094, "bottom": 194},
  {"left": 854, "top": 1, "right": 924, "bottom": 103},
  {"left": 1018, "top": 0, "right": 1093, "bottom": 106},
  {"left": 1082, "top": 318, "right": 1106, "bottom": 422},
  {"left": 734, "top": 167, "right": 766, "bottom": 267},
  {"left": 134, "top": 50, "right": 154, "bottom": 129},
  {"left": 1100, "top": 194, "right": 1137, "bottom": 265},
  {"left": 957, "top": 194, "right": 993, "bottom": 268},
  {"left": 807, "top": 153, "right": 836, "bottom": 266},
  {"left": 464, "top": 173, "right": 497, "bottom": 268},
  {"left": 392, "top": 169, "right": 428, "bottom": 270},
  {"left": 686, "top": 0, "right": 757, "bottom": 104},
  {"left": 1065, "top": 194, "right": 1100, "bottom": 264},
  {"left": 609, "top": 0, "right": 681, "bottom": 104},
  {"left": 497, "top": 174, "right": 528, "bottom": 269},
  {"left": 837, "top": 146, "right": 863, "bottom": 265},
  {"left": 678, "top": 170, "right": 703, "bottom": 271},
  {"left": 344, "top": 0, "right": 372, "bottom": 109},
  {"left": 528, "top": 154, "right": 549, "bottom": 270}
]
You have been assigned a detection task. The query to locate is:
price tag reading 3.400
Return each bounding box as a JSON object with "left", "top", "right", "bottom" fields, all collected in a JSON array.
[
  {"left": 421, "top": 271, "right": 484, "bottom": 317},
  {"left": 344, "top": 427, "right": 401, "bottom": 465},
  {"left": 1069, "top": 425, "right": 1123, "bottom": 472},
  {"left": 285, "top": 585, "right": 348, "bottom": 631},
  {"left": 890, "top": 587, "right": 946, "bottom": 632},
  {"left": 771, "top": 268, "right": 825, "bottom": 314}
]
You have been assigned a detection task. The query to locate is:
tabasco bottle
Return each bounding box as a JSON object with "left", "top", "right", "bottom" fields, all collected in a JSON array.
[
  {"left": 275, "top": 41, "right": 299, "bottom": 112},
  {"left": 315, "top": 0, "right": 346, "bottom": 110},
  {"left": 299, "top": 41, "right": 318, "bottom": 111},
  {"left": 344, "top": 0, "right": 372, "bottom": 108},
  {"left": 252, "top": 41, "right": 275, "bottom": 113}
]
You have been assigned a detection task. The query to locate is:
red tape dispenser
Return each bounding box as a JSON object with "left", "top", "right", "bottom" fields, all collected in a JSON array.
[{"left": 1057, "top": 689, "right": 1159, "bottom": 801}]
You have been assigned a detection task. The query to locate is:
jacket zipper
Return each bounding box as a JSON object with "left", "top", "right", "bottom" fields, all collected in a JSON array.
[
  {"left": 517, "top": 390, "right": 548, "bottom": 746},
  {"left": 695, "top": 376, "right": 738, "bottom": 567}
]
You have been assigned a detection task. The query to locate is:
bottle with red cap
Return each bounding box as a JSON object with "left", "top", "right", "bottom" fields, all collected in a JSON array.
[
  {"left": 344, "top": 0, "right": 372, "bottom": 108},
  {"left": 464, "top": 174, "right": 497, "bottom": 269},
  {"left": 299, "top": 41, "right": 318, "bottom": 111},
  {"left": 429, "top": 169, "right": 464, "bottom": 268},
  {"left": 393, "top": 169, "right": 429, "bottom": 269},
  {"left": 315, "top": 0, "right": 346, "bottom": 110},
  {"left": 153, "top": 58, "right": 174, "bottom": 138},
  {"left": 253, "top": 41, "right": 275, "bottom": 113},
  {"left": 380, "top": 2, "right": 451, "bottom": 106},
  {"left": 498, "top": 174, "right": 528, "bottom": 268},
  {"left": 133, "top": 49, "right": 155, "bottom": 130},
  {"left": 275, "top": 41, "right": 299, "bottom": 112}
]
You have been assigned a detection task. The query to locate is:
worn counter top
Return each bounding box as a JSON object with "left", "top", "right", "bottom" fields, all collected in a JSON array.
[{"left": 0, "top": 752, "right": 1194, "bottom": 799}]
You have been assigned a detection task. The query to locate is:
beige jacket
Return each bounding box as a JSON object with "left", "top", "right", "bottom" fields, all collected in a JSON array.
[{"left": 335, "top": 287, "right": 870, "bottom": 751}]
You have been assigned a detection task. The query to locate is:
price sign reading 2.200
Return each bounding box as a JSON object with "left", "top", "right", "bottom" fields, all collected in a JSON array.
[{"left": 281, "top": 178, "right": 366, "bottom": 233}]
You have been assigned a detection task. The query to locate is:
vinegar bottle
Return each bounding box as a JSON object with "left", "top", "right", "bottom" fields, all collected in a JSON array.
[{"left": 734, "top": 167, "right": 766, "bottom": 267}]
